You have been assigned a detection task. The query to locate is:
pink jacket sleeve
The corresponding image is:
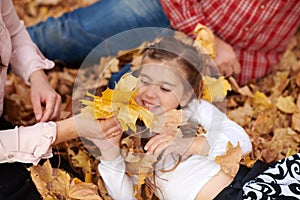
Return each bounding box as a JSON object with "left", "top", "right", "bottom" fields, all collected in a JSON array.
[
  {"left": 0, "top": 122, "right": 57, "bottom": 165},
  {"left": 2, "top": 0, "right": 54, "bottom": 84}
]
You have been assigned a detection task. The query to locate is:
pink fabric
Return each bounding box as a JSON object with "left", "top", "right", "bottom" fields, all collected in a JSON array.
[
  {"left": 0, "top": 0, "right": 56, "bottom": 164},
  {"left": 0, "top": 0, "right": 54, "bottom": 116},
  {"left": 0, "top": 122, "right": 57, "bottom": 165},
  {"left": 160, "top": 0, "right": 300, "bottom": 85}
]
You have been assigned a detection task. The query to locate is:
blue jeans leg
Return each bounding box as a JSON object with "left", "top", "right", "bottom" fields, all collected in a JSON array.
[{"left": 27, "top": 0, "right": 170, "bottom": 67}]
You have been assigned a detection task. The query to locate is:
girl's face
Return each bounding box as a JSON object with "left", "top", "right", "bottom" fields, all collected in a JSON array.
[{"left": 134, "top": 61, "right": 190, "bottom": 114}]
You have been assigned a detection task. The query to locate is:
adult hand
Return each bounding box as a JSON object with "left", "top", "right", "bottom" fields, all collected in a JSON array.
[
  {"left": 74, "top": 116, "right": 123, "bottom": 160},
  {"left": 72, "top": 115, "right": 122, "bottom": 141},
  {"left": 29, "top": 70, "right": 61, "bottom": 122},
  {"left": 214, "top": 35, "right": 241, "bottom": 77}
]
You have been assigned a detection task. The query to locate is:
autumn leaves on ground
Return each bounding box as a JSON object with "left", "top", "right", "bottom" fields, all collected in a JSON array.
[{"left": 6, "top": 1, "right": 300, "bottom": 199}]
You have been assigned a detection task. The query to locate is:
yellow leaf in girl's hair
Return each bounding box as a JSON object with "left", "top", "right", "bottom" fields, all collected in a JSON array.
[
  {"left": 80, "top": 73, "right": 156, "bottom": 132},
  {"left": 202, "top": 76, "right": 231, "bottom": 102}
]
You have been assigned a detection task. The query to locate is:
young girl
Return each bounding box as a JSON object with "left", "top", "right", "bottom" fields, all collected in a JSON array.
[
  {"left": 92, "top": 36, "right": 300, "bottom": 200},
  {"left": 91, "top": 36, "right": 254, "bottom": 199}
]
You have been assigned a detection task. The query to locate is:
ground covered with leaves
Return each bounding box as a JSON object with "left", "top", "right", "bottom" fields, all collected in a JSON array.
[{"left": 5, "top": 1, "right": 300, "bottom": 199}]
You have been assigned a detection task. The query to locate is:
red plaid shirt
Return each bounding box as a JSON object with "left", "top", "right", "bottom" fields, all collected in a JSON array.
[{"left": 160, "top": 0, "right": 300, "bottom": 85}]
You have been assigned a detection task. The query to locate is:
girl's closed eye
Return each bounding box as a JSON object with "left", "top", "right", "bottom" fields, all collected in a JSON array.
[
  {"left": 138, "top": 76, "right": 151, "bottom": 86},
  {"left": 160, "top": 84, "right": 172, "bottom": 92}
]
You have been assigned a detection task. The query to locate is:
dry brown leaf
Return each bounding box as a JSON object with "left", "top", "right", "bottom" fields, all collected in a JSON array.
[
  {"left": 30, "top": 159, "right": 102, "bottom": 199},
  {"left": 71, "top": 149, "right": 91, "bottom": 170},
  {"left": 227, "top": 103, "right": 253, "bottom": 126},
  {"left": 292, "top": 112, "right": 300, "bottom": 131},
  {"left": 153, "top": 109, "right": 187, "bottom": 134},
  {"left": 252, "top": 113, "right": 275, "bottom": 135},
  {"left": 97, "top": 178, "right": 113, "bottom": 200},
  {"left": 215, "top": 142, "right": 242, "bottom": 177},
  {"left": 261, "top": 149, "right": 279, "bottom": 163},
  {"left": 68, "top": 178, "right": 102, "bottom": 200},
  {"left": 29, "top": 159, "right": 54, "bottom": 198}
]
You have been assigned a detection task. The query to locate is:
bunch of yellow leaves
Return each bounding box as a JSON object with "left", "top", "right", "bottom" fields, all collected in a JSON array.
[
  {"left": 80, "top": 73, "right": 156, "bottom": 132},
  {"left": 193, "top": 23, "right": 232, "bottom": 102}
]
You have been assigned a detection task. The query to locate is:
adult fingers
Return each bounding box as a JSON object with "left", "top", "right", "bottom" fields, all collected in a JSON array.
[
  {"left": 40, "top": 93, "right": 61, "bottom": 121},
  {"left": 46, "top": 95, "right": 62, "bottom": 121},
  {"left": 99, "top": 116, "right": 121, "bottom": 132},
  {"left": 232, "top": 59, "right": 241, "bottom": 76},
  {"left": 31, "top": 96, "right": 43, "bottom": 122},
  {"left": 217, "top": 63, "right": 234, "bottom": 77}
]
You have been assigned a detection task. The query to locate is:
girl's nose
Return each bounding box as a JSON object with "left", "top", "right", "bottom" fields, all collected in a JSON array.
[{"left": 144, "top": 84, "right": 158, "bottom": 98}]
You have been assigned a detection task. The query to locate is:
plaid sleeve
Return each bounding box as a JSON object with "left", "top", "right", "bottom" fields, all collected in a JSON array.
[
  {"left": 160, "top": 0, "right": 217, "bottom": 37},
  {"left": 160, "top": 0, "right": 300, "bottom": 85}
]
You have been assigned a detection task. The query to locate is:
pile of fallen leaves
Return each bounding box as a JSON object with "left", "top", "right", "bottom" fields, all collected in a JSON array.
[
  {"left": 226, "top": 33, "right": 300, "bottom": 165},
  {"left": 5, "top": 1, "right": 300, "bottom": 199},
  {"left": 13, "top": 0, "right": 99, "bottom": 27}
]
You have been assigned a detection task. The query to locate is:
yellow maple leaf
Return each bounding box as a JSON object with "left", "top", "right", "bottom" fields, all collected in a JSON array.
[
  {"left": 276, "top": 96, "right": 298, "bottom": 114},
  {"left": 241, "top": 154, "right": 257, "bottom": 168},
  {"left": 193, "top": 23, "right": 216, "bottom": 59},
  {"left": 253, "top": 91, "right": 272, "bottom": 108},
  {"left": 202, "top": 76, "right": 231, "bottom": 102},
  {"left": 80, "top": 73, "right": 156, "bottom": 132}
]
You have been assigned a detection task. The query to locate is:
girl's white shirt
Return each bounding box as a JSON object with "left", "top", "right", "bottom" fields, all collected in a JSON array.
[{"left": 98, "top": 99, "right": 252, "bottom": 200}]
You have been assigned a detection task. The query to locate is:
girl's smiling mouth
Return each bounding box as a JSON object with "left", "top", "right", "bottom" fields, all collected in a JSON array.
[{"left": 142, "top": 100, "right": 160, "bottom": 112}]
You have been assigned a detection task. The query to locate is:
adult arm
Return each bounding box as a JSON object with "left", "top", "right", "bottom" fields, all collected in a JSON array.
[
  {"left": 0, "top": 121, "right": 57, "bottom": 165},
  {"left": 2, "top": 0, "right": 61, "bottom": 121},
  {"left": 0, "top": 116, "right": 121, "bottom": 165},
  {"left": 214, "top": 35, "right": 241, "bottom": 77}
]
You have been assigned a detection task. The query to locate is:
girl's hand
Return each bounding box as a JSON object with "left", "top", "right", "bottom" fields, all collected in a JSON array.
[
  {"left": 29, "top": 70, "right": 61, "bottom": 122},
  {"left": 145, "top": 133, "right": 195, "bottom": 159},
  {"left": 214, "top": 35, "right": 241, "bottom": 78},
  {"left": 145, "top": 132, "right": 210, "bottom": 159}
]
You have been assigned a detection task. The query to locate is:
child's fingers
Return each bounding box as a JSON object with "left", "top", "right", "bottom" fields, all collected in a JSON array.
[
  {"left": 145, "top": 134, "right": 174, "bottom": 154},
  {"left": 144, "top": 134, "right": 162, "bottom": 152}
]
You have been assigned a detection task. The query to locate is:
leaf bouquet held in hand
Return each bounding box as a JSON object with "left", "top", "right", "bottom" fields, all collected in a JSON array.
[{"left": 80, "top": 72, "right": 156, "bottom": 133}]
